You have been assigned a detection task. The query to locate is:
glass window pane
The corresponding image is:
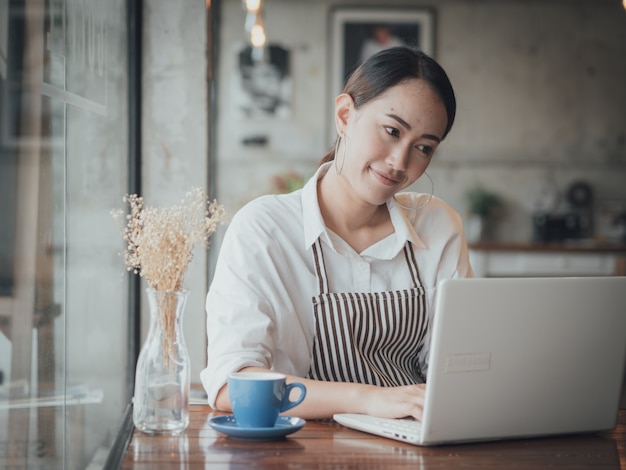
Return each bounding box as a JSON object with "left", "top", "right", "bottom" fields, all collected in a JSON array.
[{"left": 0, "top": 0, "right": 130, "bottom": 468}]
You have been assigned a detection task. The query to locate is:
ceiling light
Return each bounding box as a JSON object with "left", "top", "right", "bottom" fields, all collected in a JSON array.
[{"left": 243, "top": 0, "right": 262, "bottom": 14}]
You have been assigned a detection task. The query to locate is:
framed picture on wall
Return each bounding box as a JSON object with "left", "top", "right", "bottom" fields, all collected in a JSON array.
[
  {"left": 233, "top": 43, "right": 293, "bottom": 119},
  {"left": 329, "top": 8, "right": 435, "bottom": 143}
]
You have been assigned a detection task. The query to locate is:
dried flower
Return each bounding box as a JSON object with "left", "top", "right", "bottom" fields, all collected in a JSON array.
[{"left": 111, "top": 187, "right": 226, "bottom": 291}]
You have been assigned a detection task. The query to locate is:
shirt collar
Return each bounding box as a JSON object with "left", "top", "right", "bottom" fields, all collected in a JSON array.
[
  {"left": 301, "top": 163, "right": 427, "bottom": 252},
  {"left": 302, "top": 163, "right": 330, "bottom": 249},
  {"left": 386, "top": 196, "right": 427, "bottom": 250}
]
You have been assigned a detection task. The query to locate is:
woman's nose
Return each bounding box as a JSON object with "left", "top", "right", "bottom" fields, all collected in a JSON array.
[{"left": 386, "top": 145, "right": 410, "bottom": 170}]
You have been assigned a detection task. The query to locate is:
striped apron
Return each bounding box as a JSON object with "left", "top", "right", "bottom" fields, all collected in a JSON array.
[{"left": 307, "top": 238, "right": 429, "bottom": 387}]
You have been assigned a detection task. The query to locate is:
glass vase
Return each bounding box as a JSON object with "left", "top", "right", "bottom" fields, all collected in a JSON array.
[{"left": 133, "top": 288, "right": 191, "bottom": 434}]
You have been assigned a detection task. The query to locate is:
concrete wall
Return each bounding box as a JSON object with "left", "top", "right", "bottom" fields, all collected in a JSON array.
[{"left": 214, "top": 0, "right": 626, "bottom": 242}]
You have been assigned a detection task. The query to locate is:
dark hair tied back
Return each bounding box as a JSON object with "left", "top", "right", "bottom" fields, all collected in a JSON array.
[
  {"left": 319, "top": 46, "right": 456, "bottom": 167},
  {"left": 345, "top": 46, "right": 456, "bottom": 139}
]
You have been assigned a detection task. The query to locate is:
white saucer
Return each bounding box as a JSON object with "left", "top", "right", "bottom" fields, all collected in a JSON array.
[{"left": 208, "top": 415, "right": 305, "bottom": 440}]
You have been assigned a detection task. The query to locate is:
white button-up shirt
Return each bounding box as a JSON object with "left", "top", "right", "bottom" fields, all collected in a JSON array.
[{"left": 201, "top": 163, "right": 474, "bottom": 407}]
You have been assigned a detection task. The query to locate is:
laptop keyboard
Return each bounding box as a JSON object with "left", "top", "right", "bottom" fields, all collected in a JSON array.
[
  {"left": 334, "top": 413, "right": 423, "bottom": 444},
  {"left": 381, "top": 417, "right": 422, "bottom": 433}
]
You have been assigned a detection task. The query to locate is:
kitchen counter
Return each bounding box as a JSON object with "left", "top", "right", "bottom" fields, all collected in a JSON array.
[
  {"left": 468, "top": 241, "right": 626, "bottom": 277},
  {"left": 469, "top": 241, "right": 626, "bottom": 253}
]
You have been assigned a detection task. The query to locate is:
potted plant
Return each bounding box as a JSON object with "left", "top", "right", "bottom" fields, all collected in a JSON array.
[{"left": 465, "top": 186, "right": 503, "bottom": 243}]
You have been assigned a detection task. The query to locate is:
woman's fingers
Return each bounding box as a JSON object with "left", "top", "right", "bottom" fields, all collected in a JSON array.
[{"left": 363, "top": 383, "right": 426, "bottom": 420}]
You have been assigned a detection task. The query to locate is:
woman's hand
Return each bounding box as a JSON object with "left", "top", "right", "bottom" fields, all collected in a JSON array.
[{"left": 360, "top": 383, "right": 426, "bottom": 421}]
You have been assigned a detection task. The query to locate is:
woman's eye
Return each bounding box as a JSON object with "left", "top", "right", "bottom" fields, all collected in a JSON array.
[
  {"left": 417, "top": 145, "right": 434, "bottom": 156},
  {"left": 384, "top": 126, "right": 400, "bottom": 138}
]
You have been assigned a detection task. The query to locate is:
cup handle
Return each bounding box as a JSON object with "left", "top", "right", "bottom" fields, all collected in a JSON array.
[{"left": 280, "top": 382, "right": 307, "bottom": 412}]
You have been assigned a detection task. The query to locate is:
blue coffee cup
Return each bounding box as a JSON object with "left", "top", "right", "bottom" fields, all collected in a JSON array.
[{"left": 228, "top": 371, "right": 306, "bottom": 428}]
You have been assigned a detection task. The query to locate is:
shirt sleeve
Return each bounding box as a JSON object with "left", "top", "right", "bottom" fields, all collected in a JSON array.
[
  {"left": 200, "top": 199, "right": 281, "bottom": 408},
  {"left": 200, "top": 195, "right": 312, "bottom": 408}
]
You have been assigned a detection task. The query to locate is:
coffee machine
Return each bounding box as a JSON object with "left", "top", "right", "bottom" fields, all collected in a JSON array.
[{"left": 532, "top": 181, "right": 593, "bottom": 243}]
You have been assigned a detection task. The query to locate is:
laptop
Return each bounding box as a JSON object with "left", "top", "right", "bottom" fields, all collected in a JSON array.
[{"left": 334, "top": 276, "right": 626, "bottom": 446}]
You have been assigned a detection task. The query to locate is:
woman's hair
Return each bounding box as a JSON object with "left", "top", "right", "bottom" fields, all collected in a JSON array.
[{"left": 319, "top": 46, "right": 456, "bottom": 166}]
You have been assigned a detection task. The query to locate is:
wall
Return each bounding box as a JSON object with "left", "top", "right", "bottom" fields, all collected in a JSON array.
[{"left": 214, "top": 0, "right": 626, "bottom": 243}]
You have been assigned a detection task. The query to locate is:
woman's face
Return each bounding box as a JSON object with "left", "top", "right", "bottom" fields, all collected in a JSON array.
[{"left": 337, "top": 78, "right": 448, "bottom": 206}]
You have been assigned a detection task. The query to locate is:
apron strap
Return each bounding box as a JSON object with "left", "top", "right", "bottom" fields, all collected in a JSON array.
[
  {"left": 312, "top": 238, "right": 329, "bottom": 295},
  {"left": 403, "top": 242, "right": 423, "bottom": 288}
]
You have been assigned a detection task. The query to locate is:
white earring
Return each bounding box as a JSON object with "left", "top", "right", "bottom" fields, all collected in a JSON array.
[
  {"left": 394, "top": 172, "right": 434, "bottom": 211},
  {"left": 334, "top": 134, "right": 347, "bottom": 175}
]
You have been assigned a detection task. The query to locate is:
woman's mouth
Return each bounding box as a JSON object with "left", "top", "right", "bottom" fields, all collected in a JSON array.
[{"left": 370, "top": 167, "right": 402, "bottom": 187}]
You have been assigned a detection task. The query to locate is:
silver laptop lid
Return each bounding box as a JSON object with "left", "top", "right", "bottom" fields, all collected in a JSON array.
[{"left": 421, "top": 276, "right": 626, "bottom": 445}]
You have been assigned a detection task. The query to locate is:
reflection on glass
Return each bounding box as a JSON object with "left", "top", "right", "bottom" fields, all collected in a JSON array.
[{"left": 0, "top": 0, "right": 129, "bottom": 468}]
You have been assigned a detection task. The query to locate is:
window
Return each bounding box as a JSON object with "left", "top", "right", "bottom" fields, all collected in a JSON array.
[{"left": 0, "top": 0, "right": 132, "bottom": 467}]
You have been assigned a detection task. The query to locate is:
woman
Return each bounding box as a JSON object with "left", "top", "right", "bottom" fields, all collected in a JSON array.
[{"left": 201, "top": 46, "right": 473, "bottom": 421}]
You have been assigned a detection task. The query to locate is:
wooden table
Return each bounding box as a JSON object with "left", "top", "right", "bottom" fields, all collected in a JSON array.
[{"left": 121, "top": 406, "right": 626, "bottom": 469}]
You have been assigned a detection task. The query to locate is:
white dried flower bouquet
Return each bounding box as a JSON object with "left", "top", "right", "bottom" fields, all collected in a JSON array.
[{"left": 112, "top": 187, "right": 226, "bottom": 291}]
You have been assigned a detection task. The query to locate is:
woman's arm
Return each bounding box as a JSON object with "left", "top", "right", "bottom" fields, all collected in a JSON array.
[{"left": 214, "top": 366, "right": 426, "bottom": 420}]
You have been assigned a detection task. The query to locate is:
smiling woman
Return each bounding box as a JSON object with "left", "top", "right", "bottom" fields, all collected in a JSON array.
[{"left": 202, "top": 46, "right": 474, "bottom": 424}]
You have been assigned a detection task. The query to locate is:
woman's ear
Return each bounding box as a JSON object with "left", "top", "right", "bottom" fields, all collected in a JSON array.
[{"left": 334, "top": 93, "right": 354, "bottom": 136}]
